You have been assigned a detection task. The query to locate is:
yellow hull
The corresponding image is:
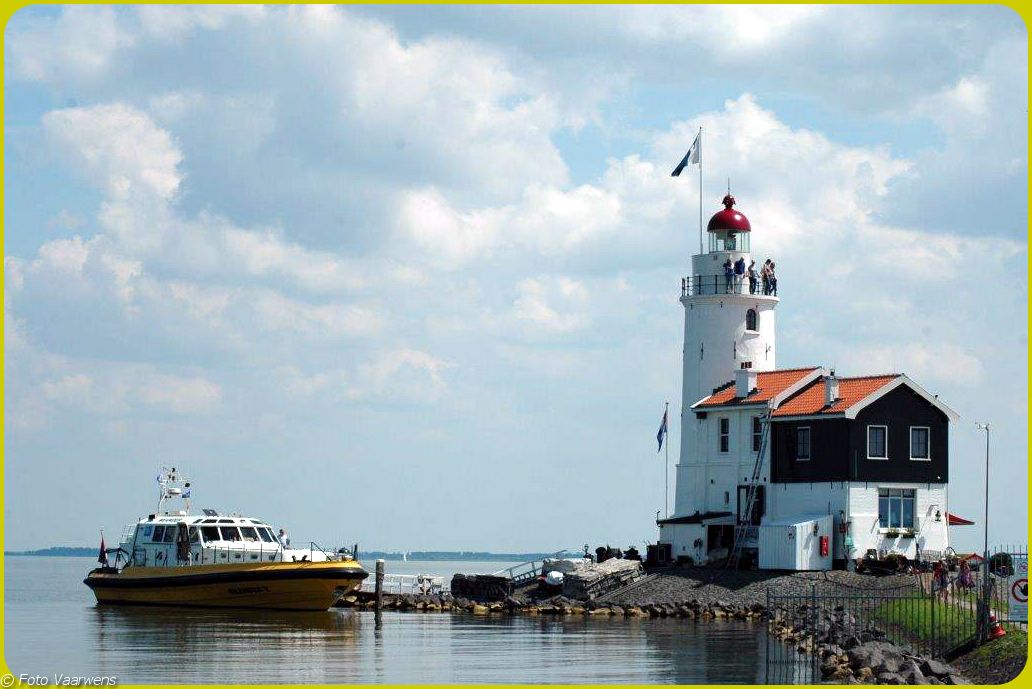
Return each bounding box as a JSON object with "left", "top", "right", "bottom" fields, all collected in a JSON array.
[{"left": 84, "top": 560, "right": 368, "bottom": 611}]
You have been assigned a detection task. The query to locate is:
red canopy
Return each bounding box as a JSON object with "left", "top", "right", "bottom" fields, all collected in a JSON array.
[{"left": 947, "top": 512, "right": 975, "bottom": 526}]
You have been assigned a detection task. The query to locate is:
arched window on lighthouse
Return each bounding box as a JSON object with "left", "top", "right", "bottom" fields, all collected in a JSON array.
[{"left": 746, "top": 309, "right": 758, "bottom": 332}]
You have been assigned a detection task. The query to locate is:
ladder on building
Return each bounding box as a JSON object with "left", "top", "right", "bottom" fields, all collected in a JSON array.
[{"left": 727, "top": 405, "right": 773, "bottom": 569}]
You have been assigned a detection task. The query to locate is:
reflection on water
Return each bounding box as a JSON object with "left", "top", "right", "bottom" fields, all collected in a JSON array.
[{"left": 6, "top": 557, "right": 770, "bottom": 684}]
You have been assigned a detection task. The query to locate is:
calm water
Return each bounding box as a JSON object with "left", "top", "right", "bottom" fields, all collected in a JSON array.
[{"left": 4, "top": 557, "right": 770, "bottom": 684}]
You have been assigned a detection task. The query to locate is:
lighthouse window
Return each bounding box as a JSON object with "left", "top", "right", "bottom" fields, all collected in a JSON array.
[
  {"left": 868, "top": 425, "right": 888, "bottom": 459},
  {"left": 719, "top": 418, "right": 730, "bottom": 452},
  {"left": 746, "top": 309, "right": 758, "bottom": 332}
]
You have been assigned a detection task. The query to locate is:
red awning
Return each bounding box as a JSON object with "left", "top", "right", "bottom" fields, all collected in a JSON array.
[{"left": 947, "top": 512, "right": 975, "bottom": 526}]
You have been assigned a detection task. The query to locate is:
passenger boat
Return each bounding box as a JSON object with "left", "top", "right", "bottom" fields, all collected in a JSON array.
[{"left": 84, "top": 468, "right": 367, "bottom": 611}]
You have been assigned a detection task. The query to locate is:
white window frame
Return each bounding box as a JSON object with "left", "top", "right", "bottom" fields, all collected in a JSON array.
[
  {"left": 752, "top": 416, "right": 763, "bottom": 453},
  {"left": 718, "top": 417, "right": 730, "bottom": 453},
  {"left": 909, "top": 426, "right": 931, "bottom": 461},
  {"left": 867, "top": 424, "right": 889, "bottom": 460},
  {"left": 796, "top": 426, "right": 811, "bottom": 461},
  {"left": 878, "top": 487, "right": 916, "bottom": 529}
]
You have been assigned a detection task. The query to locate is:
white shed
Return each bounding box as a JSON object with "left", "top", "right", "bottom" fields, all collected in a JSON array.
[{"left": 758, "top": 514, "right": 834, "bottom": 571}]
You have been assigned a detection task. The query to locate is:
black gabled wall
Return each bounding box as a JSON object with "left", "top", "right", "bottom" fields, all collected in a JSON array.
[
  {"left": 850, "top": 385, "right": 949, "bottom": 483},
  {"left": 771, "top": 384, "right": 949, "bottom": 484}
]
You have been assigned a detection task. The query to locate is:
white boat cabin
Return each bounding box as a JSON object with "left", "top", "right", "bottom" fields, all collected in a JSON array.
[
  {"left": 119, "top": 514, "right": 332, "bottom": 567},
  {"left": 114, "top": 468, "right": 345, "bottom": 568}
]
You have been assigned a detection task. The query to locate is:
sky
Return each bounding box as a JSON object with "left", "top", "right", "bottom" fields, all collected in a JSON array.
[{"left": 3, "top": 5, "right": 1028, "bottom": 554}]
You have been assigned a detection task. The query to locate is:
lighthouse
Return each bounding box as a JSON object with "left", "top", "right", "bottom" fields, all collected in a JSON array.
[
  {"left": 673, "top": 194, "right": 778, "bottom": 521},
  {"left": 658, "top": 192, "right": 959, "bottom": 570}
]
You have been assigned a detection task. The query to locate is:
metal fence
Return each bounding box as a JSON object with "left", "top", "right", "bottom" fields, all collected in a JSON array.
[
  {"left": 765, "top": 546, "right": 1028, "bottom": 684},
  {"left": 359, "top": 573, "right": 448, "bottom": 595}
]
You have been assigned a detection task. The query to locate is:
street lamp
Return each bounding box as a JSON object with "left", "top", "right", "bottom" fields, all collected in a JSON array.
[
  {"left": 975, "top": 422, "right": 990, "bottom": 642},
  {"left": 975, "top": 423, "right": 990, "bottom": 564}
]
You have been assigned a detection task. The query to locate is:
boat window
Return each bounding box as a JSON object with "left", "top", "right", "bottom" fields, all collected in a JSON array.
[
  {"left": 151, "top": 526, "right": 166, "bottom": 542},
  {"left": 239, "top": 527, "right": 259, "bottom": 541},
  {"left": 219, "top": 526, "right": 242, "bottom": 541},
  {"left": 217, "top": 519, "right": 234, "bottom": 524},
  {"left": 258, "top": 528, "right": 276, "bottom": 543},
  {"left": 201, "top": 526, "right": 221, "bottom": 542},
  {"left": 141, "top": 525, "right": 153, "bottom": 538},
  {"left": 188, "top": 527, "right": 201, "bottom": 543},
  {"left": 201, "top": 519, "right": 217, "bottom": 524},
  {"left": 163, "top": 527, "right": 176, "bottom": 543}
]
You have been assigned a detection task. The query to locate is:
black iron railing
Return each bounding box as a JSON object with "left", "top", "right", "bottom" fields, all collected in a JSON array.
[{"left": 681, "top": 274, "right": 779, "bottom": 298}]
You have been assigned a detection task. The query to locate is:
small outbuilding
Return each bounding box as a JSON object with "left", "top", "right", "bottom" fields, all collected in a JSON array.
[{"left": 758, "top": 514, "right": 833, "bottom": 571}]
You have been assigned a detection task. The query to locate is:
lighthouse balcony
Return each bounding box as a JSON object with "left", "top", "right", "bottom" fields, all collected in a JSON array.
[{"left": 681, "top": 274, "right": 780, "bottom": 298}]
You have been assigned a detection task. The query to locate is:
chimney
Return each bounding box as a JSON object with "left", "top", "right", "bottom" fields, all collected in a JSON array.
[
  {"left": 735, "top": 366, "right": 757, "bottom": 398},
  {"left": 824, "top": 370, "right": 840, "bottom": 407}
]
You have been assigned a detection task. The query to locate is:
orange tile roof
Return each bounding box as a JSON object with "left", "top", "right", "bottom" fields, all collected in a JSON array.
[
  {"left": 772, "top": 374, "right": 900, "bottom": 417},
  {"left": 696, "top": 367, "right": 820, "bottom": 408}
]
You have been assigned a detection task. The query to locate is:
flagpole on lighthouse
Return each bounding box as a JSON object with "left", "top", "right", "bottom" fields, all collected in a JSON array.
[{"left": 698, "top": 127, "right": 704, "bottom": 256}]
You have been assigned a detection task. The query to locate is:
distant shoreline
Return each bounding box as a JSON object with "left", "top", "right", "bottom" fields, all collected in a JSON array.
[{"left": 5, "top": 546, "right": 557, "bottom": 561}]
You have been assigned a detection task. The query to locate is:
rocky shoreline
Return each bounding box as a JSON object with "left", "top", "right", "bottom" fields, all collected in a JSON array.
[
  {"left": 768, "top": 605, "right": 970, "bottom": 685},
  {"left": 336, "top": 591, "right": 767, "bottom": 619},
  {"left": 335, "top": 568, "right": 979, "bottom": 685}
]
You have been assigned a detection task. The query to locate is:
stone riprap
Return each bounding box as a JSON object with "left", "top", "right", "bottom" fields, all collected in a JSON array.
[{"left": 768, "top": 603, "right": 972, "bottom": 685}]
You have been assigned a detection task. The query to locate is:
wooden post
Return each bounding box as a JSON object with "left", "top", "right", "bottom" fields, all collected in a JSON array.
[{"left": 375, "top": 559, "right": 385, "bottom": 611}]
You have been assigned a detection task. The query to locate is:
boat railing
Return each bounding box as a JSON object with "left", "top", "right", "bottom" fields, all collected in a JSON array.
[{"left": 128, "top": 537, "right": 350, "bottom": 569}]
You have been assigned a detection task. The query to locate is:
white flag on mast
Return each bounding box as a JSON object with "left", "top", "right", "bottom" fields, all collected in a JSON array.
[{"left": 671, "top": 131, "right": 701, "bottom": 177}]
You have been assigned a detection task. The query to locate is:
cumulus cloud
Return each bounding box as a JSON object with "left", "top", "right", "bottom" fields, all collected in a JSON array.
[{"left": 3, "top": 6, "right": 1025, "bottom": 550}]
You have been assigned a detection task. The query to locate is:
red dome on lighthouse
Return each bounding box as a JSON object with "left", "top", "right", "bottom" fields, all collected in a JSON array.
[{"left": 707, "top": 194, "right": 751, "bottom": 233}]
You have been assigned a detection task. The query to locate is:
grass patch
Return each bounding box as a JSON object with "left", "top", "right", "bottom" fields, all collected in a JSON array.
[
  {"left": 952, "top": 630, "right": 1028, "bottom": 685},
  {"left": 872, "top": 598, "right": 977, "bottom": 650}
]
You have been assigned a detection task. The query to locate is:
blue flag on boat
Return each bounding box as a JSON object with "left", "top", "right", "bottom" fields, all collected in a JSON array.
[
  {"left": 671, "top": 131, "right": 701, "bottom": 177},
  {"left": 657, "top": 408, "right": 668, "bottom": 452}
]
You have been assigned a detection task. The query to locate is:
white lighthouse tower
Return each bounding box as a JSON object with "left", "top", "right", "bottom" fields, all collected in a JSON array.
[{"left": 661, "top": 194, "right": 779, "bottom": 560}]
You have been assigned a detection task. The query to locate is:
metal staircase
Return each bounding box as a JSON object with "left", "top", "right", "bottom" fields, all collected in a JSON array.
[{"left": 728, "top": 405, "right": 773, "bottom": 569}]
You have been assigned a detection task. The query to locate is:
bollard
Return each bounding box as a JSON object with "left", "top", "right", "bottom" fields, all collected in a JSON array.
[{"left": 375, "top": 559, "right": 385, "bottom": 611}]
